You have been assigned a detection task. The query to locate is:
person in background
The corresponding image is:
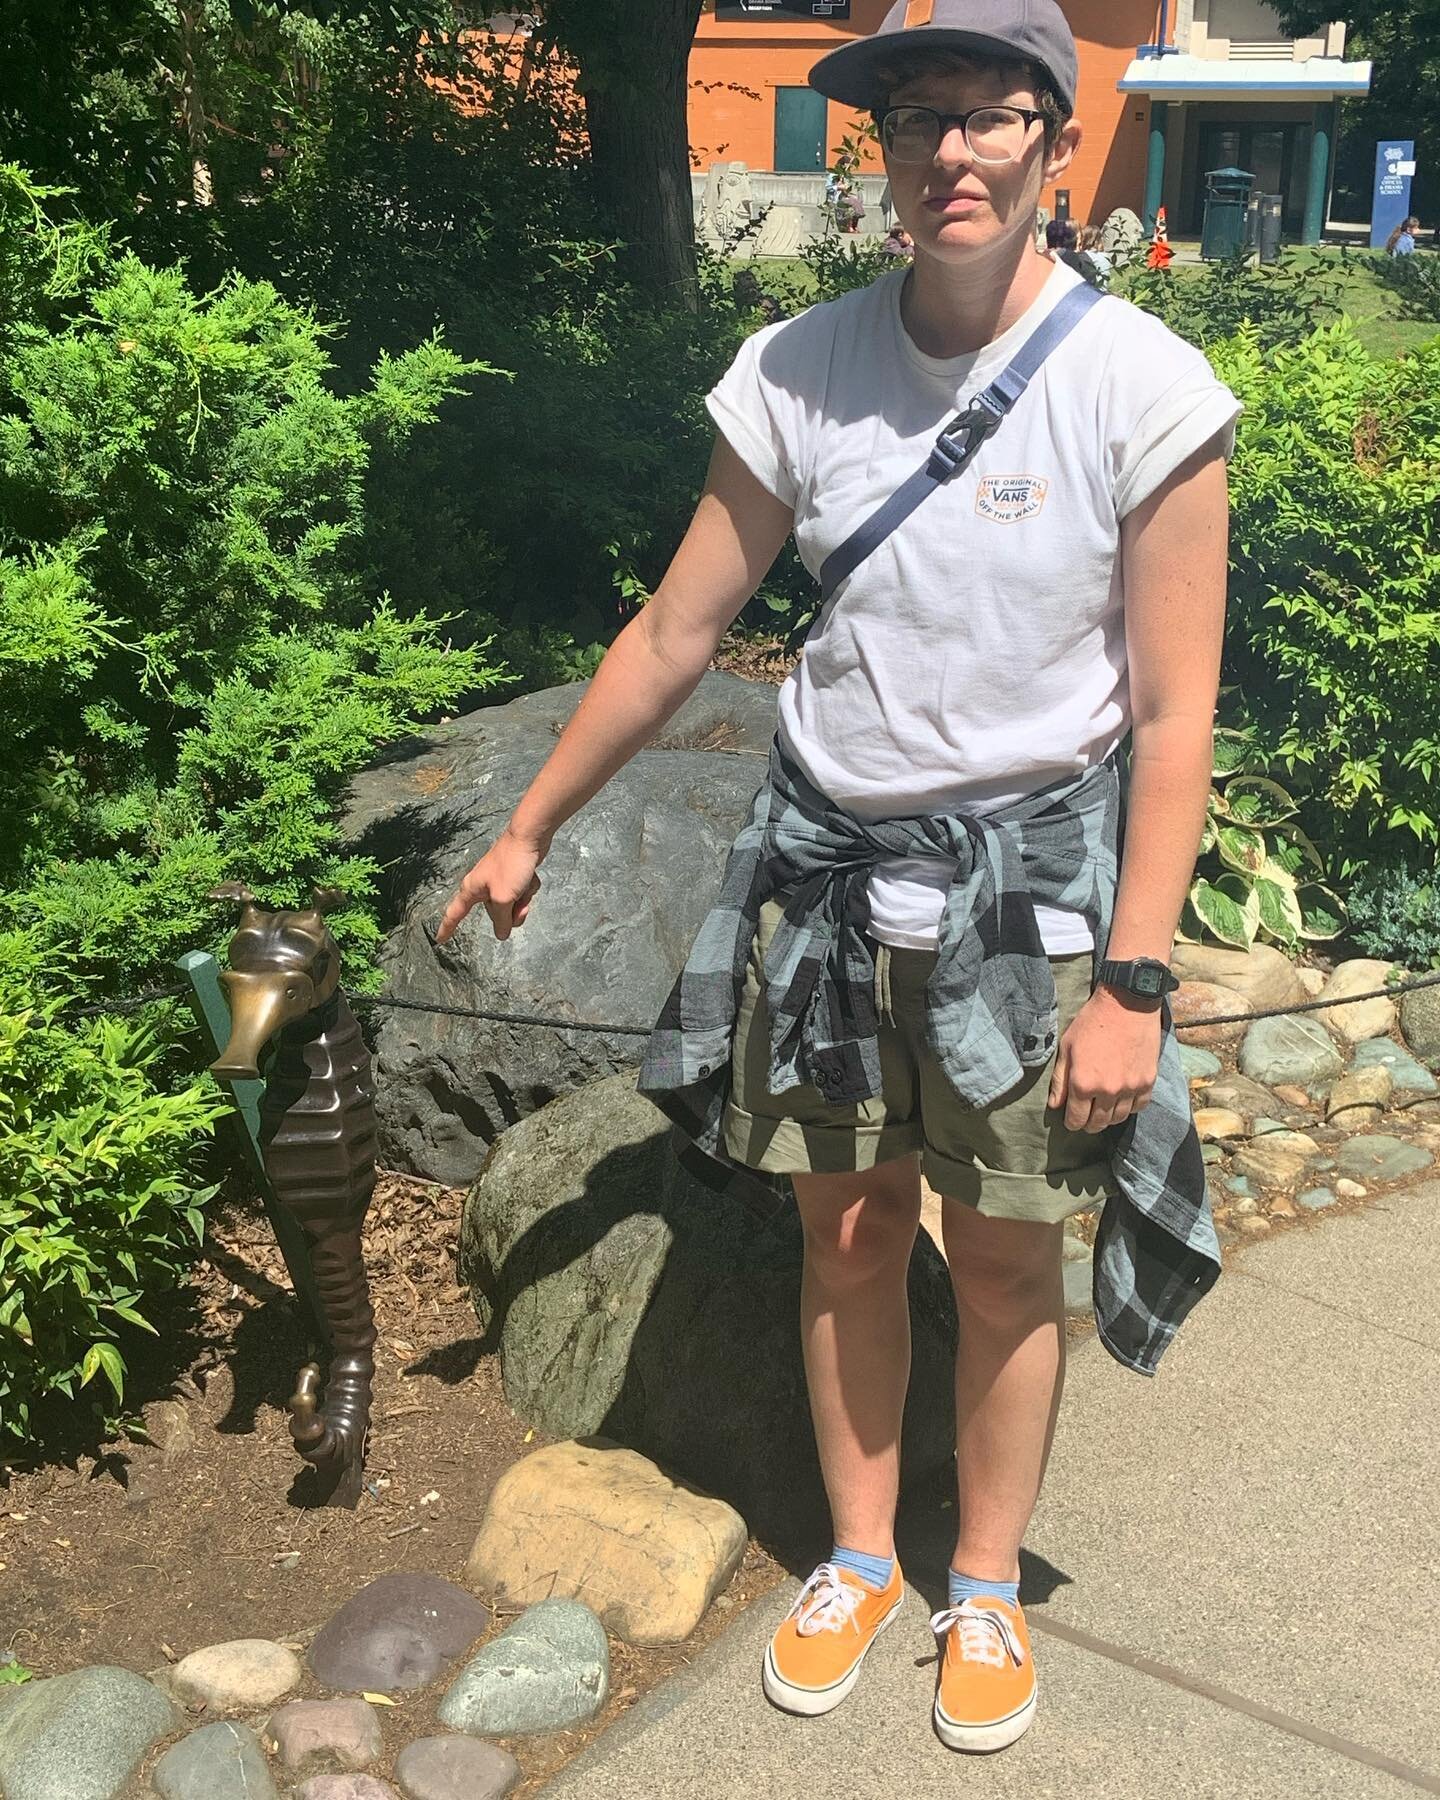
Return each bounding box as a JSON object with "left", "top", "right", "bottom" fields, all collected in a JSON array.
[
  {"left": 1078, "top": 223, "right": 1112, "bottom": 283},
  {"left": 1044, "top": 216, "right": 1076, "bottom": 253},
  {"left": 1386, "top": 216, "right": 1420, "bottom": 256},
  {"left": 882, "top": 224, "right": 915, "bottom": 258}
]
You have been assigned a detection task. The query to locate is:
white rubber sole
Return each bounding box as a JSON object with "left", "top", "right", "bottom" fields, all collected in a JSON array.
[
  {"left": 761, "top": 1591, "right": 904, "bottom": 1717},
  {"left": 933, "top": 1685, "right": 1037, "bottom": 1753}
]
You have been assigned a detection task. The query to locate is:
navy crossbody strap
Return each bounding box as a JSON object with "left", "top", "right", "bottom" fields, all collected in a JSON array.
[{"left": 817, "top": 282, "right": 1105, "bottom": 604}]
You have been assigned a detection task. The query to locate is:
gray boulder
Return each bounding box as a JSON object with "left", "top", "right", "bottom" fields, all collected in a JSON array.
[
  {"left": 458, "top": 1072, "right": 958, "bottom": 1543},
  {"left": 0, "top": 1665, "right": 180, "bottom": 1800},
  {"left": 343, "top": 672, "right": 781, "bottom": 1185}
]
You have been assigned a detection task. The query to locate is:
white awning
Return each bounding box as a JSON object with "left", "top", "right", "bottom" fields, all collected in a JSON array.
[{"left": 1117, "top": 54, "right": 1371, "bottom": 102}]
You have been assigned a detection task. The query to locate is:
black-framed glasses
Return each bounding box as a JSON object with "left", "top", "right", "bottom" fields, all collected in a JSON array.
[{"left": 878, "top": 104, "right": 1047, "bottom": 166}]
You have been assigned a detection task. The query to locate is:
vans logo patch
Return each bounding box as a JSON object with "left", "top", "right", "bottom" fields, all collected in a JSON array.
[{"left": 975, "top": 475, "right": 1049, "bottom": 523}]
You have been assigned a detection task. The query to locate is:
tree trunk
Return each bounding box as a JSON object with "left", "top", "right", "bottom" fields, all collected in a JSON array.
[{"left": 542, "top": 0, "right": 703, "bottom": 306}]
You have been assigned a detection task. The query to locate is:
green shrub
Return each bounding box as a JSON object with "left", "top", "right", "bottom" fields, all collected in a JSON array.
[
  {"left": 1370, "top": 247, "right": 1440, "bottom": 322},
  {"left": 1344, "top": 859, "right": 1440, "bottom": 968},
  {"left": 1211, "top": 319, "right": 1440, "bottom": 864},
  {"left": 0, "top": 166, "right": 508, "bottom": 990},
  {"left": 0, "top": 934, "right": 226, "bottom": 1446},
  {"left": 1122, "top": 249, "right": 1347, "bottom": 352}
]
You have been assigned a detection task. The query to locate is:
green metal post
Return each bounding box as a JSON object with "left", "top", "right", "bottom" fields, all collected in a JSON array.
[
  {"left": 177, "top": 948, "right": 328, "bottom": 1343},
  {"left": 1144, "top": 101, "right": 1169, "bottom": 235},
  {"left": 1302, "top": 101, "right": 1333, "bottom": 246}
]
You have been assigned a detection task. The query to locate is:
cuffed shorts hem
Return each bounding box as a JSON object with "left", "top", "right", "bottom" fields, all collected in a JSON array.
[
  {"left": 721, "top": 1101, "right": 922, "bottom": 1176},
  {"left": 921, "top": 1144, "right": 1116, "bottom": 1222}
]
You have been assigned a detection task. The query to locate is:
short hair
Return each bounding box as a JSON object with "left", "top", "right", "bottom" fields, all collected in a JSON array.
[{"left": 869, "top": 48, "right": 1070, "bottom": 148}]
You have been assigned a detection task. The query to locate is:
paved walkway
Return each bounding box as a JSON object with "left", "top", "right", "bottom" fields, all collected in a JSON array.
[{"left": 547, "top": 1182, "right": 1440, "bottom": 1798}]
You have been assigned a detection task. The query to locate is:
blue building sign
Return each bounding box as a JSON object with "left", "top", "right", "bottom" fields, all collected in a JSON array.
[{"left": 1371, "top": 140, "right": 1416, "bottom": 249}]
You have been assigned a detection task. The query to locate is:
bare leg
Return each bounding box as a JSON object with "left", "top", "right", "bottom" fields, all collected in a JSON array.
[
  {"left": 791, "top": 1156, "right": 923, "bottom": 1559},
  {"left": 941, "top": 1202, "right": 1067, "bottom": 1585}
]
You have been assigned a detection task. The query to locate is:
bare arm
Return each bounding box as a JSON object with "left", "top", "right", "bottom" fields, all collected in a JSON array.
[
  {"left": 436, "top": 436, "right": 794, "bottom": 942},
  {"left": 1049, "top": 438, "right": 1230, "bottom": 1131}
]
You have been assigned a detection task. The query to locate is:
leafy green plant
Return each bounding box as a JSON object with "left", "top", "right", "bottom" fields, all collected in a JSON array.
[
  {"left": 1122, "top": 248, "right": 1348, "bottom": 352},
  {"left": 0, "top": 935, "right": 226, "bottom": 1446},
  {"left": 1211, "top": 319, "right": 1440, "bottom": 862},
  {"left": 0, "top": 166, "right": 507, "bottom": 991},
  {"left": 1370, "top": 247, "right": 1440, "bottom": 322},
  {"left": 1182, "top": 727, "right": 1345, "bottom": 950},
  {"left": 1344, "top": 858, "right": 1440, "bottom": 969}
]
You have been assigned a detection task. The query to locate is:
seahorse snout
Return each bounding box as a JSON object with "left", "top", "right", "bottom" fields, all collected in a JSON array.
[{"left": 210, "top": 968, "right": 317, "bottom": 1079}]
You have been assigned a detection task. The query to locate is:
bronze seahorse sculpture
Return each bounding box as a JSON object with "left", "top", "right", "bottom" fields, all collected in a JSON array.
[{"left": 208, "top": 882, "right": 377, "bottom": 1507}]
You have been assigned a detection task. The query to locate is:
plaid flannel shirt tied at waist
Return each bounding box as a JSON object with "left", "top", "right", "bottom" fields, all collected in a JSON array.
[{"left": 636, "top": 735, "right": 1221, "bottom": 1379}]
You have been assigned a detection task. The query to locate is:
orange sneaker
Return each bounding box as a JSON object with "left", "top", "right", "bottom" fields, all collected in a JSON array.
[
  {"left": 762, "top": 1560, "right": 904, "bottom": 1716},
  {"left": 930, "top": 1594, "right": 1037, "bottom": 1752}
]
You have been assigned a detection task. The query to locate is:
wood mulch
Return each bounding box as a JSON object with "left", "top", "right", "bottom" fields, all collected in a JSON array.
[{"left": 0, "top": 1172, "right": 785, "bottom": 1795}]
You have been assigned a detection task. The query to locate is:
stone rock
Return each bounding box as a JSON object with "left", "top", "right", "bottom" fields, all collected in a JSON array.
[
  {"left": 141, "top": 1398, "right": 196, "bottom": 1466},
  {"left": 1231, "top": 1195, "right": 1259, "bottom": 1217},
  {"left": 438, "top": 1599, "right": 609, "bottom": 1738},
  {"left": 1335, "top": 1135, "right": 1435, "bottom": 1185},
  {"left": 1335, "top": 1178, "right": 1368, "bottom": 1198},
  {"left": 1231, "top": 1138, "right": 1314, "bottom": 1193},
  {"left": 1271, "top": 1084, "right": 1314, "bottom": 1110},
  {"left": 1400, "top": 984, "right": 1440, "bottom": 1061},
  {"left": 1325, "top": 1066, "right": 1394, "bottom": 1130},
  {"left": 342, "top": 672, "right": 784, "bottom": 1184},
  {"left": 1101, "top": 206, "right": 1145, "bottom": 254},
  {"left": 459, "top": 1071, "right": 957, "bottom": 1540},
  {"left": 1198, "top": 1074, "right": 1285, "bottom": 1120},
  {"left": 1352, "top": 1037, "right": 1439, "bottom": 1096},
  {"left": 1236, "top": 1215, "right": 1272, "bottom": 1235},
  {"left": 464, "top": 1439, "right": 745, "bottom": 1647},
  {"left": 1171, "top": 942, "right": 1311, "bottom": 1011},
  {"left": 1238, "top": 1015, "right": 1344, "bottom": 1089},
  {"left": 169, "top": 1640, "right": 301, "bottom": 1713},
  {"left": 267, "top": 1698, "right": 382, "bottom": 1772},
  {"left": 1249, "top": 1117, "right": 1320, "bottom": 1156},
  {"left": 1296, "top": 966, "right": 1326, "bottom": 997},
  {"left": 309, "top": 1575, "right": 490, "bottom": 1696},
  {"left": 1192, "top": 1107, "right": 1245, "bottom": 1143},
  {"left": 153, "top": 1722, "right": 277, "bottom": 1800},
  {"left": 1315, "top": 958, "right": 1396, "bottom": 1044},
  {"left": 1268, "top": 1194, "right": 1300, "bottom": 1218},
  {"left": 1201, "top": 1141, "right": 1224, "bottom": 1165},
  {"left": 1171, "top": 981, "right": 1250, "bottom": 1049},
  {"left": 1224, "top": 1175, "right": 1253, "bottom": 1197},
  {"left": 1179, "top": 1044, "right": 1222, "bottom": 1082},
  {"left": 0, "top": 1665, "right": 181, "bottom": 1800},
  {"left": 394, "top": 1735, "right": 522, "bottom": 1800},
  {"left": 1299, "top": 1187, "right": 1337, "bottom": 1210},
  {"left": 296, "top": 1779, "right": 401, "bottom": 1800}
]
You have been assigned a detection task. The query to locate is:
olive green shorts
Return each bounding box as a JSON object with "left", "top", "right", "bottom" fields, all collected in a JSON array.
[{"left": 721, "top": 898, "right": 1119, "bottom": 1223}]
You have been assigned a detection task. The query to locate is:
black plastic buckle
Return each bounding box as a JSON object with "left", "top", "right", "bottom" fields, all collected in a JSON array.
[{"left": 926, "top": 396, "right": 1005, "bottom": 481}]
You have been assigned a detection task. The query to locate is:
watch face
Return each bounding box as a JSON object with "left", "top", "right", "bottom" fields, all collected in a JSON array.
[{"left": 1135, "top": 965, "right": 1164, "bottom": 996}]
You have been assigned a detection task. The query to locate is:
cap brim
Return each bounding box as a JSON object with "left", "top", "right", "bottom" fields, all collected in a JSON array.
[{"left": 809, "top": 27, "right": 1059, "bottom": 113}]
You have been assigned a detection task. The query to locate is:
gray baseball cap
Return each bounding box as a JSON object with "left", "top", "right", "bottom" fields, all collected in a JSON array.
[{"left": 809, "top": 0, "right": 1079, "bottom": 118}]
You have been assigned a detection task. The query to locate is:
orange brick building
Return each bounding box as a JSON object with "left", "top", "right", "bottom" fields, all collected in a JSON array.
[{"left": 688, "top": 0, "right": 1159, "bottom": 228}]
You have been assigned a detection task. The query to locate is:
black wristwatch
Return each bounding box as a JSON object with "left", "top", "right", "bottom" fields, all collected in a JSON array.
[{"left": 1097, "top": 957, "right": 1180, "bottom": 1000}]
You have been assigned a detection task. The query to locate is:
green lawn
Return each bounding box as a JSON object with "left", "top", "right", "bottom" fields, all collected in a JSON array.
[{"left": 746, "top": 245, "right": 1440, "bottom": 361}]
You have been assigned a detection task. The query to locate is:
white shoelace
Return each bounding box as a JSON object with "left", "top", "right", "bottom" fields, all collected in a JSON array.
[
  {"left": 928, "top": 1599, "right": 1027, "bottom": 1669},
  {"left": 787, "top": 1562, "right": 867, "bottom": 1637}
]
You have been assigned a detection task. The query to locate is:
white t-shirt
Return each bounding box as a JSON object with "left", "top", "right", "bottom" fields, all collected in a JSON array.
[{"left": 706, "top": 260, "right": 1241, "bottom": 954}]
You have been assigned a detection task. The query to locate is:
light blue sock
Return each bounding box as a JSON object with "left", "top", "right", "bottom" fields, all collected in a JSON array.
[
  {"left": 949, "top": 1567, "right": 1019, "bottom": 1610},
  {"left": 830, "top": 1544, "right": 895, "bottom": 1592}
]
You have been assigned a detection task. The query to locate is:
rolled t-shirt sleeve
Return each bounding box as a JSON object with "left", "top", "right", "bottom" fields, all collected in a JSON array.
[
  {"left": 705, "top": 315, "right": 819, "bottom": 511},
  {"left": 1110, "top": 332, "right": 1243, "bottom": 520}
]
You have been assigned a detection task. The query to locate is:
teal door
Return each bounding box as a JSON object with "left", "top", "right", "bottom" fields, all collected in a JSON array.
[{"left": 775, "top": 87, "right": 827, "bottom": 172}]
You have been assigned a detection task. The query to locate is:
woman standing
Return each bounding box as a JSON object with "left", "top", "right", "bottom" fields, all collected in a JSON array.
[{"left": 439, "top": 0, "right": 1237, "bottom": 1758}]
